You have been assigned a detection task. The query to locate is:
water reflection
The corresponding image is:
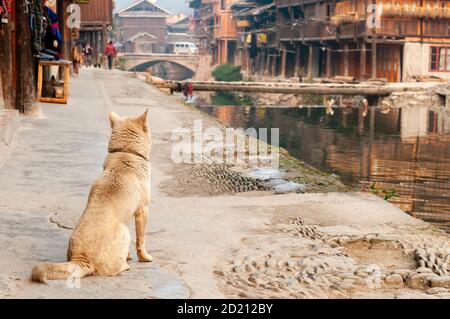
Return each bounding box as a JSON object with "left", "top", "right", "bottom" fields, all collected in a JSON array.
[{"left": 196, "top": 105, "right": 450, "bottom": 232}]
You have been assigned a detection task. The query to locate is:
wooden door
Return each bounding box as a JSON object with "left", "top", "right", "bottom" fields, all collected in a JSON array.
[{"left": 377, "top": 44, "right": 401, "bottom": 82}]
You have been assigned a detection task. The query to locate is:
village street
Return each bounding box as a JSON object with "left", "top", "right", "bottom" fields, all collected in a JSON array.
[{"left": 0, "top": 69, "right": 449, "bottom": 299}]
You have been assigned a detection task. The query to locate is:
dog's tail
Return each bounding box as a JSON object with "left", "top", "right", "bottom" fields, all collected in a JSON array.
[{"left": 31, "top": 261, "right": 94, "bottom": 284}]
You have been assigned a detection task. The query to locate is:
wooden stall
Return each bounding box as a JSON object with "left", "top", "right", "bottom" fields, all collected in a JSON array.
[{"left": 37, "top": 60, "right": 72, "bottom": 105}]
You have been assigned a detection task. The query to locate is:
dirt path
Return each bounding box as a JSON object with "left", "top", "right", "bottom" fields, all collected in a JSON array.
[{"left": 0, "top": 69, "right": 449, "bottom": 299}]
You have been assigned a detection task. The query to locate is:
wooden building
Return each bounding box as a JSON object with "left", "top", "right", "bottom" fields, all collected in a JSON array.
[
  {"left": 272, "top": 0, "right": 450, "bottom": 82},
  {"left": 194, "top": 0, "right": 450, "bottom": 82},
  {"left": 232, "top": 0, "right": 277, "bottom": 77},
  {"left": 190, "top": 0, "right": 216, "bottom": 55},
  {"left": 116, "top": 0, "right": 171, "bottom": 53},
  {"left": 77, "top": 0, "right": 114, "bottom": 65},
  {"left": 190, "top": 0, "right": 238, "bottom": 64}
]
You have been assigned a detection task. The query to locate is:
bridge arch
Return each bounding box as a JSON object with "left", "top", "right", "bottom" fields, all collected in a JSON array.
[
  {"left": 122, "top": 53, "right": 199, "bottom": 80},
  {"left": 130, "top": 60, "right": 195, "bottom": 80}
]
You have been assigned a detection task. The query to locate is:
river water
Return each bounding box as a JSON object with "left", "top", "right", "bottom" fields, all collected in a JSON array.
[{"left": 195, "top": 101, "right": 450, "bottom": 232}]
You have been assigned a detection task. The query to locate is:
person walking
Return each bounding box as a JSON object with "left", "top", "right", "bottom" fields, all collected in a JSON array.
[
  {"left": 82, "top": 42, "right": 92, "bottom": 67},
  {"left": 105, "top": 41, "right": 117, "bottom": 70}
]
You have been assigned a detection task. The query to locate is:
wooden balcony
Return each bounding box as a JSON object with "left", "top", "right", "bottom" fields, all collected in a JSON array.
[
  {"left": 374, "top": 18, "right": 450, "bottom": 38},
  {"left": 375, "top": 19, "right": 421, "bottom": 37},
  {"left": 423, "top": 20, "right": 450, "bottom": 37},
  {"left": 339, "top": 20, "right": 366, "bottom": 38},
  {"left": 276, "top": 0, "right": 318, "bottom": 8},
  {"left": 278, "top": 18, "right": 450, "bottom": 41},
  {"left": 277, "top": 20, "right": 366, "bottom": 41},
  {"left": 214, "top": 11, "right": 238, "bottom": 39}
]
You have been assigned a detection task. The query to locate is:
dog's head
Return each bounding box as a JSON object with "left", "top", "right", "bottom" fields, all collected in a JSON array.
[{"left": 108, "top": 110, "right": 150, "bottom": 160}]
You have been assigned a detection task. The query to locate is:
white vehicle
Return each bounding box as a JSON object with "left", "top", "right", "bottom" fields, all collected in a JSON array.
[{"left": 174, "top": 42, "right": 199, "bottom": 55}]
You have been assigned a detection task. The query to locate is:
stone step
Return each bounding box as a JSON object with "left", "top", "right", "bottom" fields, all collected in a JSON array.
[{"left": 0, "top": 109, "right": 20, "bottom": 157}]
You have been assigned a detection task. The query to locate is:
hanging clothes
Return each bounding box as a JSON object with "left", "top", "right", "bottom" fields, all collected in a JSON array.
[
  {"left": 258, "top": 33, "right": 268, "bottom": 45},
  {"left": 29, "top": 0, "right": 45, "bottom": 53},
  {"left": 43, "top": 5, "right": 62, "bottom": 53}
]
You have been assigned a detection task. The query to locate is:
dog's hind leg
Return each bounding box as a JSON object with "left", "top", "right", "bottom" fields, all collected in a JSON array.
[{"left": 135, "top": 207, "right": 153, "bottom": 262}]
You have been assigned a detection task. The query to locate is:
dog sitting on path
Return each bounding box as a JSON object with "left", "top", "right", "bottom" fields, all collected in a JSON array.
[{"left": 32, "top": 110, "right": 153, "bottom": 283}]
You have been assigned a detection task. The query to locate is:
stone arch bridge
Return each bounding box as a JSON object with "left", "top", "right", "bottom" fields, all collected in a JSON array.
[{"left": 119, "top": 53, "right": 200, "bottom": 75}]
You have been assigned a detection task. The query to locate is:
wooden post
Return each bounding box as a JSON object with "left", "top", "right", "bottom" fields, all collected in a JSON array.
[
  {"left": 0, "top": 76, "right": 3, "bottom": 108},
  {"left": 92, "top": 31, "right": 100, "bottom": 67},
  {"left": 57, "top": 0, "right": 71, "bottom": 60},
  {"left": 307, "top": 45, "right": 313, "bottom": 79},
  {"left": 326, "top": 46, "right": 332, "bottom": 78},
  {"left": 264, "top": 49, "right": 271, "bottom": 76},
  {"left": 220, "top": 40, "right": 223, "bottom": 64},
  {"left": 0, "top": 20, "right": 14, "bottom": 109},
  {"left": 261, "top": 49, "right": 267, "bottom": 77},
  {"left": 255, "top": 50, "right": 261, "bottom": 77},
  {"left": 219, "top": 42, "right": 222, "bottom": 65},
  {"left": 371, "top": 41, "right": 377, "bottom": 79},
  {"left": 344, "top": 44, "right": 349, "bottom": 77},
  {"left": 281, "top": 43, "right": 287, "bottom": 78},
  {"left": 246, "top": 50, "right": 250, "bottom": 75},
  {"left": 102, "top": 21, "right": 107, "bottom": 56},
  {"left": 15, "top": 0, "right": 36, "bottom": 113},
  {"left": 360, "top": 42, "right": 367, "bottom": 80},
  {"left": 223, "top": 39, "right": 228, "bottom": 64},
  {"left": 271, "top": 55, "right": 276, "bottom": 76},
  {"left": 294, "top": 44, "right": 301, "bottom": 78},
  {"left": 36, "top": 63, "right": 43, "bottom": 101}
]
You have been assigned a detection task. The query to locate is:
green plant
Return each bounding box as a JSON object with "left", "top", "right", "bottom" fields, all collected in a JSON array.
[
  {"left": 370, "top": 182, "right": 400, "bottom": 202},
  {"left": 212, "top": 64, "right": 243, "bottom": 82}
]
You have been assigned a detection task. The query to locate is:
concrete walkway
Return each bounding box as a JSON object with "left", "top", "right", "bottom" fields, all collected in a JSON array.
[
  {"left": 0, "top": 69, "right": 448, "bottom": 299},
  {"left": 0, "top": 70, "right": 188, "bottom": 298},
  {"left": 0, "top": 109, "right": 20, "bottom": 166}
]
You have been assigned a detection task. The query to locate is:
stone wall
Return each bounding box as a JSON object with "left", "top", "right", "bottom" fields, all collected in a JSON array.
[
  {"left": 381, "top": 82, "right": 450, "bottom": 109},
  {"left": 193, "top": 55, "right": 214, "bottom": 81}
]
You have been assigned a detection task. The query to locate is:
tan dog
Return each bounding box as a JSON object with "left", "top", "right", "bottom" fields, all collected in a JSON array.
[{"left": 32, "top": 110, "right": 152, "bottom": 283}]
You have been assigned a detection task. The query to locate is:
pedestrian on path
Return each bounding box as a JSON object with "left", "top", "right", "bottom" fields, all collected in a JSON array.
[
  {"left": 82, "top": 42, "right": 93, "bottom": 67},
  {"left": 105, "top": 41, "right": 117, "bottom": 70}
]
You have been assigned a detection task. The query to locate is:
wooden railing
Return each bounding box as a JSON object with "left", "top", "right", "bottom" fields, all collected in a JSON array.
[
  {"left": 277, "top": 18, "right": 450, "bottom": 40},
  {"left": 423, "top": 20, "right": 450, "bottom": 37},
  {"left": 277, "top": 20, "right": 366, "bottom": 40},
  {"left": 375, "top": 19, "right": 421, "bottom": 37},
  {"left": 374, "top": 19, "right": 450, "bottom": 38},
  {"left": 276, "top": 0, "right": 318, "bottom": 7}
]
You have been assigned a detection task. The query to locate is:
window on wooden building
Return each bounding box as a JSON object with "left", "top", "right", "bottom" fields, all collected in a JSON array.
[{"left": 430, "top": 47, "right": 450, "bottom": 71}]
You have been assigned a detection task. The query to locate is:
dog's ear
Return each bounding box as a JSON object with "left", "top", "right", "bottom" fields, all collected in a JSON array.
[
  {"left": 109, "top": 112, "right": 121, "bottom": 129},
  {"left": 136, "top": 109, "right": 149, "bottom": 131}
]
